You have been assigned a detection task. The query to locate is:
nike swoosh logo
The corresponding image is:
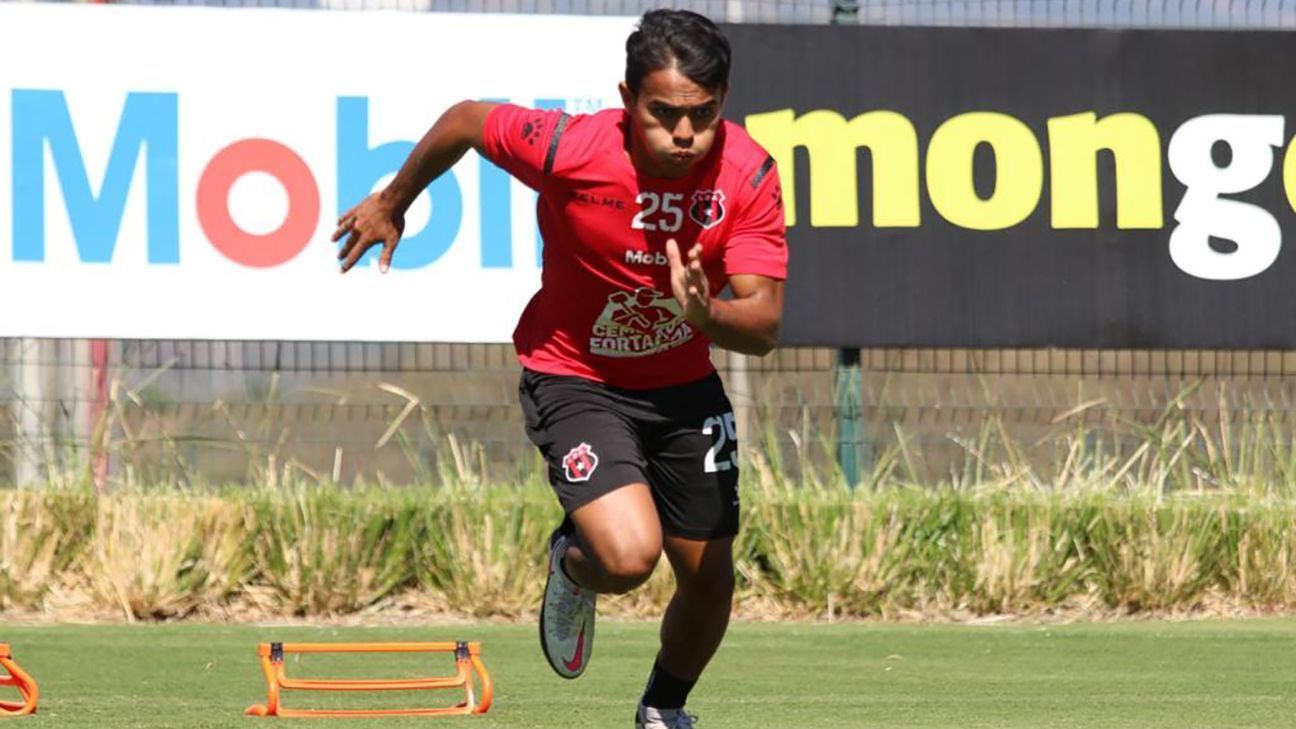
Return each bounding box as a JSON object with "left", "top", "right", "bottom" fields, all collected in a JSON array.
[{"left": 563, "top": 621, "right": 587, "bottom": 672}]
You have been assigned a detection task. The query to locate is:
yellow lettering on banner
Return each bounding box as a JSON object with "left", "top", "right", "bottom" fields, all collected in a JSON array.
[
  {"left": 1048, "top": 112, "right": 1163, "bottom": 229},
  {"left": 745, "top": 108, "right": 919, "bottom": 228},
  {"left": 926, "top": 112, "right": 1042, "bottom": 230},
  {"left": 1285, "top": 136, "right": 1296, "bottom": 215}
]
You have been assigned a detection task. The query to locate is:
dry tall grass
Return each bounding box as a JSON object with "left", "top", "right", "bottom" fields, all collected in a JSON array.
[{"left": 3, "top": 378, "right": 1296, "bottom": 620}]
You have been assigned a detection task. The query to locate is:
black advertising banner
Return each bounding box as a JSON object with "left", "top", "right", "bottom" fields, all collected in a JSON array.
[{"left": 720, "top": 24, "right": 1296, "bottom": 348}]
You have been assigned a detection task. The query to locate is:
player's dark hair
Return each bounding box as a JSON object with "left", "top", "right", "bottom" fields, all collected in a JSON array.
[{"left": 625, "top": 9, "right": 731, "bottom": 96}]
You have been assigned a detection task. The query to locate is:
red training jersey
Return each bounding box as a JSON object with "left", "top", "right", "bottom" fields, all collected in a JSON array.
[{"left": 481, "top": 104, "right": 787, "bottom": 390}]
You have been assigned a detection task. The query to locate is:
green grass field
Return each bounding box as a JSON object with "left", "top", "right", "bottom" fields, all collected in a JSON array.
[{"left": 2, "top": 619, "right": 1293, "bottom": 728}]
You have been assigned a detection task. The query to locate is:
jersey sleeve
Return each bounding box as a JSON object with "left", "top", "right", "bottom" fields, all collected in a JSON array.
[
  {"left": 481, "top": 104, "right": 571, "bottom": 191},
  {"left": 724, "top": 156, "right": 788, "bottom": 280}
]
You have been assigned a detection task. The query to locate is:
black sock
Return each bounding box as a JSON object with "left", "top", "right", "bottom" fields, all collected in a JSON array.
[{"left": 641, "top": 660, "right": 696, "bottom": 711}]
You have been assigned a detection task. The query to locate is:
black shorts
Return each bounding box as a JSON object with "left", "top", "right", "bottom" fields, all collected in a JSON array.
[{"left": 519, "top": 368, "right": 740, "bottom": 540}]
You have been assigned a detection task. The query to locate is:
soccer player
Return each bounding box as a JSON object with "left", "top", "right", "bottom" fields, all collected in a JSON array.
[{"left": 334, "top": 10, "right": 787, "bottom": 728}]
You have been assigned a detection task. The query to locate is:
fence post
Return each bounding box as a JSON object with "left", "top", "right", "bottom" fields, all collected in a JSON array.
[
  {"left": 830, "top": 0, "right": 862, "bottom": 489},
  {"left": 727, "top": 352, "right": 752, "bottom": 461},
  {"left": 835, "top": 348, "right": 866, "bottom": 487},
  {"left": 832, "top": 0, "right": 860, "bottom": 24}
]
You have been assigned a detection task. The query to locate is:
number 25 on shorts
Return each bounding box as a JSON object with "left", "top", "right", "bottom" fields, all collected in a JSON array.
[{"left": 703, "top": 412, "right": 738, "bottom": 473}]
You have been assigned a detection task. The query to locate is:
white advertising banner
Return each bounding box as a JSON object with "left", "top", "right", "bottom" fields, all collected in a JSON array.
[{"left": 0, "top": 4, "right": 633, "bottom": 341}]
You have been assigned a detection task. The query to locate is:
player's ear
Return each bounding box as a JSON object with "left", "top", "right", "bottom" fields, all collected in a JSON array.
[{"left": 618, "top": 81, "right": 634, "bottom": 111}]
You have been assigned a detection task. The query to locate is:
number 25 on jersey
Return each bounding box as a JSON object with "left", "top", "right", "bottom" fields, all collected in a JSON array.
[{"left": 632, "top": 192, "right": 684, "bottom": 232}]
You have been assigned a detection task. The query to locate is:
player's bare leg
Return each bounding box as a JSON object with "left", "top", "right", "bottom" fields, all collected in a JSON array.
[
  {"left": 565, "top": 483, "right": 663, "bottom": 594},
  {"left": 540, "top": 483, "right": 662, "bottom": 678},
  {"left": 658, "top": 535, "right": 735, "bottom": 676},
  {"left": 636, "top": 535, "right": 735, "bottom": 728}
]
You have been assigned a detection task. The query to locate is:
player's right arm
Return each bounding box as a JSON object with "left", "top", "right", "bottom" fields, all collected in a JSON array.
[{"left": 334, "top": 100, "right": 497, "bottom": 273}]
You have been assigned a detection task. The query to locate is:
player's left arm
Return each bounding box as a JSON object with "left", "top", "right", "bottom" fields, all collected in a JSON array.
[
  {"left": 704, "top": 272, "right": 784, "bottom": 355},
  {"left": 666, "top": 152, "right": 790, "bottom": 356},
  {"left": 666, "top": 241, "right": 784, "bottom": 356}
]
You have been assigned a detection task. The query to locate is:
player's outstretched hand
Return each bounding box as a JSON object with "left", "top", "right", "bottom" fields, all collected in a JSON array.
[
  {"left": 334, "top": 192, "right": 406, "bottom": 274},
  {"left": 666, "top": 238, "right": 711, "bottom": 327}
]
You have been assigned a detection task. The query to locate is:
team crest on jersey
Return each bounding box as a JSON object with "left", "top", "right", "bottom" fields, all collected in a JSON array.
[
  {"left": 562, "top": 443, "right": 599, "bottom": 483},
  {"left": 689, "top": 189, "right": 727, "bottom": 229}
]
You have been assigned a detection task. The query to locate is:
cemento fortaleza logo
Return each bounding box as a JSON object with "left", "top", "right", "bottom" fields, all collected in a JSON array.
[
  {"left": 8, "top": 91, "right": 574, "bottom": 270},
  {"left": 746, "top": 109, "right": 1296, "bottom": 281},
  {"left": 589, "top": 287, "right": 694, "bottom": 358}
]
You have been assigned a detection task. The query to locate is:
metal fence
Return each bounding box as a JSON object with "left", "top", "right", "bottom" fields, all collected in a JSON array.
[
  {"left": 5, "top": 0, "right": 1296, "bottom": 487},
  {"left": 83, "top": 0, "right": 1296, "bottom": 28}
]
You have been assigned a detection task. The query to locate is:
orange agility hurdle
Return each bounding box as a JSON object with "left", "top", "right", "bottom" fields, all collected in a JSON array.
[
  {"left": 245, "top": 641, "right": 492, "bottom": 718},
  {"left": 0, "top": 644, "right": 39, "bottom": 717}
]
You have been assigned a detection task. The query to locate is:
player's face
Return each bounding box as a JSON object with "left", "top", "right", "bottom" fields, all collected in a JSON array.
[{"left": 620, "top": 66, "right": 725, "bottom": 178}]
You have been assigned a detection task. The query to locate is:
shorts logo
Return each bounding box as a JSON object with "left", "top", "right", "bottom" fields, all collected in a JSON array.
[
  {"left": 689, "top": 189, "right": 726, "bottom": 229},
  {"left": 562, "top": 443, "right": 599, "bottom": 482}
]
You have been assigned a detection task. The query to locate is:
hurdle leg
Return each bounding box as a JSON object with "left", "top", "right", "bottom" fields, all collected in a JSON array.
[{"left": 0, "top": 645, "right": 39, "bottom": 716}]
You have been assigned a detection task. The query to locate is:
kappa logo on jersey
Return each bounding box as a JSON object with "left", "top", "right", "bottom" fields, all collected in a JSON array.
[
  {"left": 521, "top": 118, "right": 543, "bottom": 147},
  {"left": 562, "top": 443, "right": 599, "bottom": 482},
  {"left": 589, "top": 287, "right": 694, "bottom": 358},
  {"left": 689, "top": 189, "right": 727, "bottom": 229}
]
